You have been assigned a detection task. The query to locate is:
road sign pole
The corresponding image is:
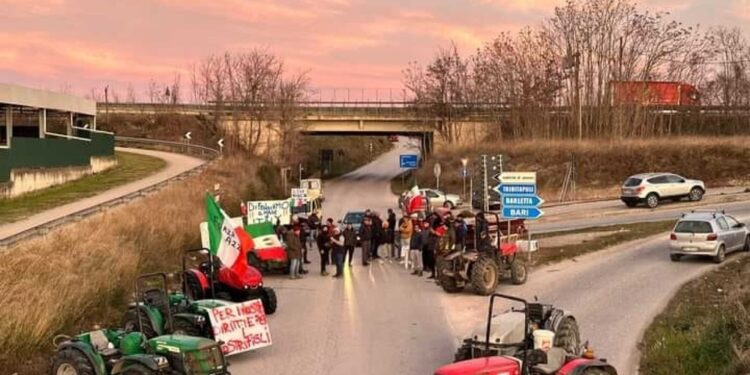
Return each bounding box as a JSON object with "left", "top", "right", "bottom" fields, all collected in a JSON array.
[{"left": 482, "top": 155, "right": 488, "bottom": 212}]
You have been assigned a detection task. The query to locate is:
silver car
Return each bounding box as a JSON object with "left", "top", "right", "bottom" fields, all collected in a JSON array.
[
  {"left": 420, "top": 188, "right": 462, "bottom": 209},
  {"left": 669, "top": 210, "right": 750, "bottom": 263}
]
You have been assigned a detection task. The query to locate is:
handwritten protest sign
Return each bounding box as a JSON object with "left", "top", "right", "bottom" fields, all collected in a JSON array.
[
  {"left": 247, "top": 200, "right": 291, "bottom": 225},
  {"left": 208, "top": 299, "right": 273, "bottom": 356}
]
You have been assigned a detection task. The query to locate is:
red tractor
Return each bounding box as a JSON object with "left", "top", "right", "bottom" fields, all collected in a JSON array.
[
  {"left": 439, "top": 212, "right": 528, "bottom": 295},
  {"left": 182, "top": 247, "right": 278, "bottom": 314},
  {"left": 435, "top": 294, "right": 617, "bottom": 375}
]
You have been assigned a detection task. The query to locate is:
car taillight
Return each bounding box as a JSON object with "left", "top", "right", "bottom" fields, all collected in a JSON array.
[
  {"left": 707, "top": 233, "right": 718, "bottom": 241},
  {"left": 635, "top": 186, "right": 645, "bottom": 193},
  {"left": 670, "top": 233, "right": 676, "bottom": 240}
]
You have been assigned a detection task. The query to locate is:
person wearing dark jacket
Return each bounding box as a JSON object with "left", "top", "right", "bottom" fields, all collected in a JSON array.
[
  {"left": 330, "top": 228, "right": 346, "bottom": 278},
  {"left": 455, "top": 216, "right": 467, "bottom": 252},
  {"left": 316, "top": 226, "right": 331, "bottom": 276},
  {"left": 285, "top": 228, "right": 303, "bottom": 279},
  {"left": 358, "top": 217, "right": 373, "bottom": 265},
  {"left": 419, "top": 221, "right": 433, "bottom": 277},
  {"left": 343, "top": 223, "right": 357, "bottom": 267},
  {"left": 387, "top": 209, "right": 397, "bottom": 253}
]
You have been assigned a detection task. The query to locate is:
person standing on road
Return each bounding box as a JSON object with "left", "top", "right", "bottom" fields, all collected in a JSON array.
[
  {"left": 331, "top": 228, "right": 346, "bottom": 278},
  {"left": 455, "top": 215, "right": 467, "bottom": 252},
  {"left": 387, "top": 209, "right": 396, "bottom": 255},
  {"left": 410, "top": 225, "right": 424, "bottom": 276},
  {"left": 317, "top": 225, "right": 331, "bottom": 276},
  {"left": 358, "top": 216, "right": 373, "bottom": 266},
  {"left": 398, "top": 215, "right": 413, "bottom": 263},
  {"left": 420, "top": 221, "right": 435, "bottom": 279},
  {"left": 308, "top": 211, "right": 321, "bottom": 250},
  {"left": 343, "top": 223, "right": 357, "bottom": 267},
  {"left": 285, "top": 228, "right": 303, "bottom": 279},
  {"left": 379, "top": 221, "right": 393, "bottom": 261},
  {"left": 371, "top": 213, "right": 383, "bottom": 260}
]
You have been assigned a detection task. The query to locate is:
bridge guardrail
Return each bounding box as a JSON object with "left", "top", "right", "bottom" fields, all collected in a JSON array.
[{"left": 0, "top": 137, "right": 219, "bottom": 250}]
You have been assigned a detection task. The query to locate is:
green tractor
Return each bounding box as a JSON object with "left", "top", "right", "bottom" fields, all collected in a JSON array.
[
  {"left": 121, "top": 273, "right": 231, "bottom": 339},
  {"left": 50, "top": 296, "right": 229, "bottom": 375}
]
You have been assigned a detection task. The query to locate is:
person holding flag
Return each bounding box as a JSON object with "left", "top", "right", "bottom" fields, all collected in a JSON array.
[{"left": 205, "top": 193, "right": 254, "bottom": 280}]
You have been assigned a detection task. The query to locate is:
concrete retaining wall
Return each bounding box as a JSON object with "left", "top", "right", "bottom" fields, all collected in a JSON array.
[{"left": 0, "top": 156, "right": 117, "bottom": 198}]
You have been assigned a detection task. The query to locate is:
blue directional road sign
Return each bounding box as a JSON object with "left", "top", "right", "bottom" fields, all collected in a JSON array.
[
  {"left": 399, "top": 154, "right": 418, "bottom": 169},
  {"left": 502, "top": 194, "right": 544, "bottom": 207},
  {"left": 502, "top": 206, "right": 544, "bottom": 219},
  {"left": 493, "top": 184, "right": 536, "bottom": 195}
]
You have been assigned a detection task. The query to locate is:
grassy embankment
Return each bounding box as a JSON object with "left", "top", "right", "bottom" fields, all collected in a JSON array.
[
  {"left": 0, "top": 155, "right": 282, "bottom": 374},
  {"left": 0, "top": 152, "right": 166, "bottom": 224},
  {"left": 300, "top": 135, "right": 393, "bottom": 179},
  {"left": 395, "top": 137, "right": 750, "bottom": 200},
  {"left": 640, "top": 256, "right": 750, "bottom": 375}
]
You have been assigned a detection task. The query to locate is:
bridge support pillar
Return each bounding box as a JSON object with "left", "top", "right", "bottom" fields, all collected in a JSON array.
[
  {"left": 66, "top": 112, "right": 73, "bottom": 136},
  {"left": 358, "top": 119, "right": 364, "bottom": 130},
  {"left": 5, "top": 105, "right": 12, "bottom": 147},
  {"left": 38, "top": 108, "right": 46, "bottom": 138}
]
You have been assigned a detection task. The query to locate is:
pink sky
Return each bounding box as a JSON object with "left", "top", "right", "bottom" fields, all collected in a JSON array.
[{"left": 0, "top": 0, "right": 748, "bottom": 101}]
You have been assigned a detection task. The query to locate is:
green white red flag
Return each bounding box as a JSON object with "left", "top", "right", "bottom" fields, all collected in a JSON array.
[
  {"left": 244, "top": 222, "right": 287, "bottom": 262},
  {"left": 205, "top": 193, "right": 254, "bottom": 274}
]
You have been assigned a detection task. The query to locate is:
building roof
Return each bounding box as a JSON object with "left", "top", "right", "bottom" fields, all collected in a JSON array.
[{"left": 0, "top": 83, "right": 96, "bottom": 116}]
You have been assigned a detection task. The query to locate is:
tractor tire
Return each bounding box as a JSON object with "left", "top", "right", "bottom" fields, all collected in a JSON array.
[
  {"left": 471, "top": 256, "right": 499, "bottom": 295},
  {"left": 579, "top": 368, "right": 611, "bottom": 375},
  {"left": 173, "top": 317, "right": 203, "bottom": 337},
  {"left": 51, "top": 348, "right": 95, "bottom": 375},
  {"left": 215, "top": 291, "right": 234, "bottom": 302},
  {"left": 713, "top": 245, "right": 726, "bottom": 264},
  {"left": 122, "top": 308, "right": 158, "bottom": 338},
  {"left": 122, "top": 363, "right": 155, "bottom": 375},
  {"left": 454, "top": 342, "right": 474, "bottom": 362},
  {"left": 183, "top": 271, "right": 205, "bottom": 300},
  {"left": 439, "top": 272, "right": 464, "bottom": 293},
  {"left": 553, "top": 316, "right": 581, "bottom": 355},
  {"left": 248, "top": 253, "right": 263, "bottom": 271},
  {"left": 261, "top": 287, "right": 278, "bottom": 314},
  {"left": 510, "top": 261, "right": 527, "bottom": 285}
]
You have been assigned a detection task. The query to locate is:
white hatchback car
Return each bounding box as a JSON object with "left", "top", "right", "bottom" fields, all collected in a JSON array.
[
  {"left": 620, "top": 173, "right": 705, "bottom": 208},
  {"left": 420, "top": 188, "right": 462, "bottom": 209},
  {"left": 669, "top": 211, "right": 750, "bottom": 263}
]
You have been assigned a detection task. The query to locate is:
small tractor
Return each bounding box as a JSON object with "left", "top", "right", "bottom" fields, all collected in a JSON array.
[
  {"left": 121, "top": 273, "right": 232, "bottom": 339},
  {"left": 52, "top": 284, "right": 229, "bottom": 374},
  {"left": 182, "top": 248, "right": 277, "bottom": 314},
  {"left": 439, "top": 212, "right": 528, "bottom": 295},
  {"left": 434, "top": 294, "right": 617, "bottom": 375}
]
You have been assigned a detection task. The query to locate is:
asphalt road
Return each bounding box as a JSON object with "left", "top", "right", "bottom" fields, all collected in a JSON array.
[
  {"left": 0, "top": 147, "right": 204, "bottom": 242},
  {"left": 229, "top": 137, "right": 750, "bottom": 374}
]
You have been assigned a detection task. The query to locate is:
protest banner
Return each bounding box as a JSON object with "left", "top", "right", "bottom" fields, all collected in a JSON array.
[{"left": 208, "top": 299, "right": 273, "bottom": 356}]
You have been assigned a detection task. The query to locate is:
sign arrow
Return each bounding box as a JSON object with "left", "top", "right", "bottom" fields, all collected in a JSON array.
[
  {"left": 493, "top": 171, "right": 536, "bottom": 184},
  {"left": 492, "top": 184, "right": 536, "bottom": 195},
  {"left": 502, "top": 206, "right": 544, "bottom": 219},
  {"left": 217, "top": 138, "right": 224, "bottom": 148},
  {"left": 502, "top": 195, "right": 544, "bottom": 207},
  {"left": 184, "top": 131, "right": 192, "bottom": 140}
]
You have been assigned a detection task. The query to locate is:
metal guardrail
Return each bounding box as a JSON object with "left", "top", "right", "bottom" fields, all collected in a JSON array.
[{"left": 0, "top": 137, "right": 219, "bottom": 250}]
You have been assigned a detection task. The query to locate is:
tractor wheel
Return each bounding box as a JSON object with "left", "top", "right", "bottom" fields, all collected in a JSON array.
[
  {"left": 553, "top": 316, "right": 581, "bottom": 355},
  {"left": 510, "top": 261, "right": 527, "bottom": 285},
  {"left": 248, "top": 253, "right": 262, "bottom": 271},
  {"left": 183, "top": 271, "right": 205, "bottom": 300},
  {"left": 173, "top": 317, "right": 203, "bottom": 337},
  {"left": 261, "top": 287, "right": 278, "bottom": 314},
  {"left": 579, "top": 368, "right": 610, "bottom": 375},
  {"left": 471, "top": 256, "right": 499, "bottom": 295},
  {"left": 438, "top": 272, "right": 464, "bottom": 293},
  {"left": 122, "top": 308, "right": 158, "bottom": 338},
  {"left": 454, "top": 342, "right": 474, "bottom": 362},
  {"left": 122, "top": 363, "right": 155, "bottom": 375},
  {"left": 215, "top": 291, "right": 234, "bottom": 302},
  {"left": 51, "top": 348, "right": 95, "bottom": 375}
]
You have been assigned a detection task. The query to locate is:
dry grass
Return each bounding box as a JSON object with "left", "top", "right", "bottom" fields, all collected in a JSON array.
[
  {"left": 0, "top": 154, "right": 264, "bottom": 373},
  {"left": 416, "top": 137, "right": 750, "bottom": 200}
]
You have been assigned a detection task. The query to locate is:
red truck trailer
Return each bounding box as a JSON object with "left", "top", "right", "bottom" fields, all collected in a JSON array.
[{"left": 611, "top": 81, "right": 699, "bottom": 106}]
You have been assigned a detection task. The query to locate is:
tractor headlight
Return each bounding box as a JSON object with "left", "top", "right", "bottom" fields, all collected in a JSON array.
[
  {"left": 196, "top": 315, "right": 205, "bottom": 323},
  {"left": 154, "top": 356, "right": 170, "bottom": 369}
]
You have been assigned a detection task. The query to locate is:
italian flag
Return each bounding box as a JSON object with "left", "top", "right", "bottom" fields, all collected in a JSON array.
[
  {"left": 205, "top": 194, "right": 254, "bottom": 274},
  {"left": 244, "top": 222, "right": 287, "bottom": 262}
]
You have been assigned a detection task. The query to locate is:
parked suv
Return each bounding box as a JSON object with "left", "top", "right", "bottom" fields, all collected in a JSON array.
[
  {"left": 669, "top": 210, "right": 750, "bottom": 263},
  {"left": 620, "top": 173, "right": 705, "bottom": 208}
]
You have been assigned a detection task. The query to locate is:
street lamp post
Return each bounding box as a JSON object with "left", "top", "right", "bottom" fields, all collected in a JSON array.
[{"left": 460, "top": 157, "right": 469, "bottom": 200}]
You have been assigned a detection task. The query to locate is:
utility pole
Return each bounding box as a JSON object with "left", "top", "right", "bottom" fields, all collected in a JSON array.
[
  {"left": 564, "top": 46, "right": 582, "bottom": 140},
  {"left": 298, "top": 162, "right": 304, "bottom": 182}
]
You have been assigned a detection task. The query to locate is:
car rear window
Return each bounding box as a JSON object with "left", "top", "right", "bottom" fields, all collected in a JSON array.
[
  {"left": 674, "top": 220, "right": 713, "bottom": 233},
  {"left": 344, "top": 213, "right": 365, "bottom": 224},
  {"left": 624, "top": 178, "right": 642, "bottom": 187}
]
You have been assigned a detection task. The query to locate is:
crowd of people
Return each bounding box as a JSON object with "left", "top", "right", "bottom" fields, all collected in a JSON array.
[{"left": 279, "top": 208, "right": 469, "bottom": 281}]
